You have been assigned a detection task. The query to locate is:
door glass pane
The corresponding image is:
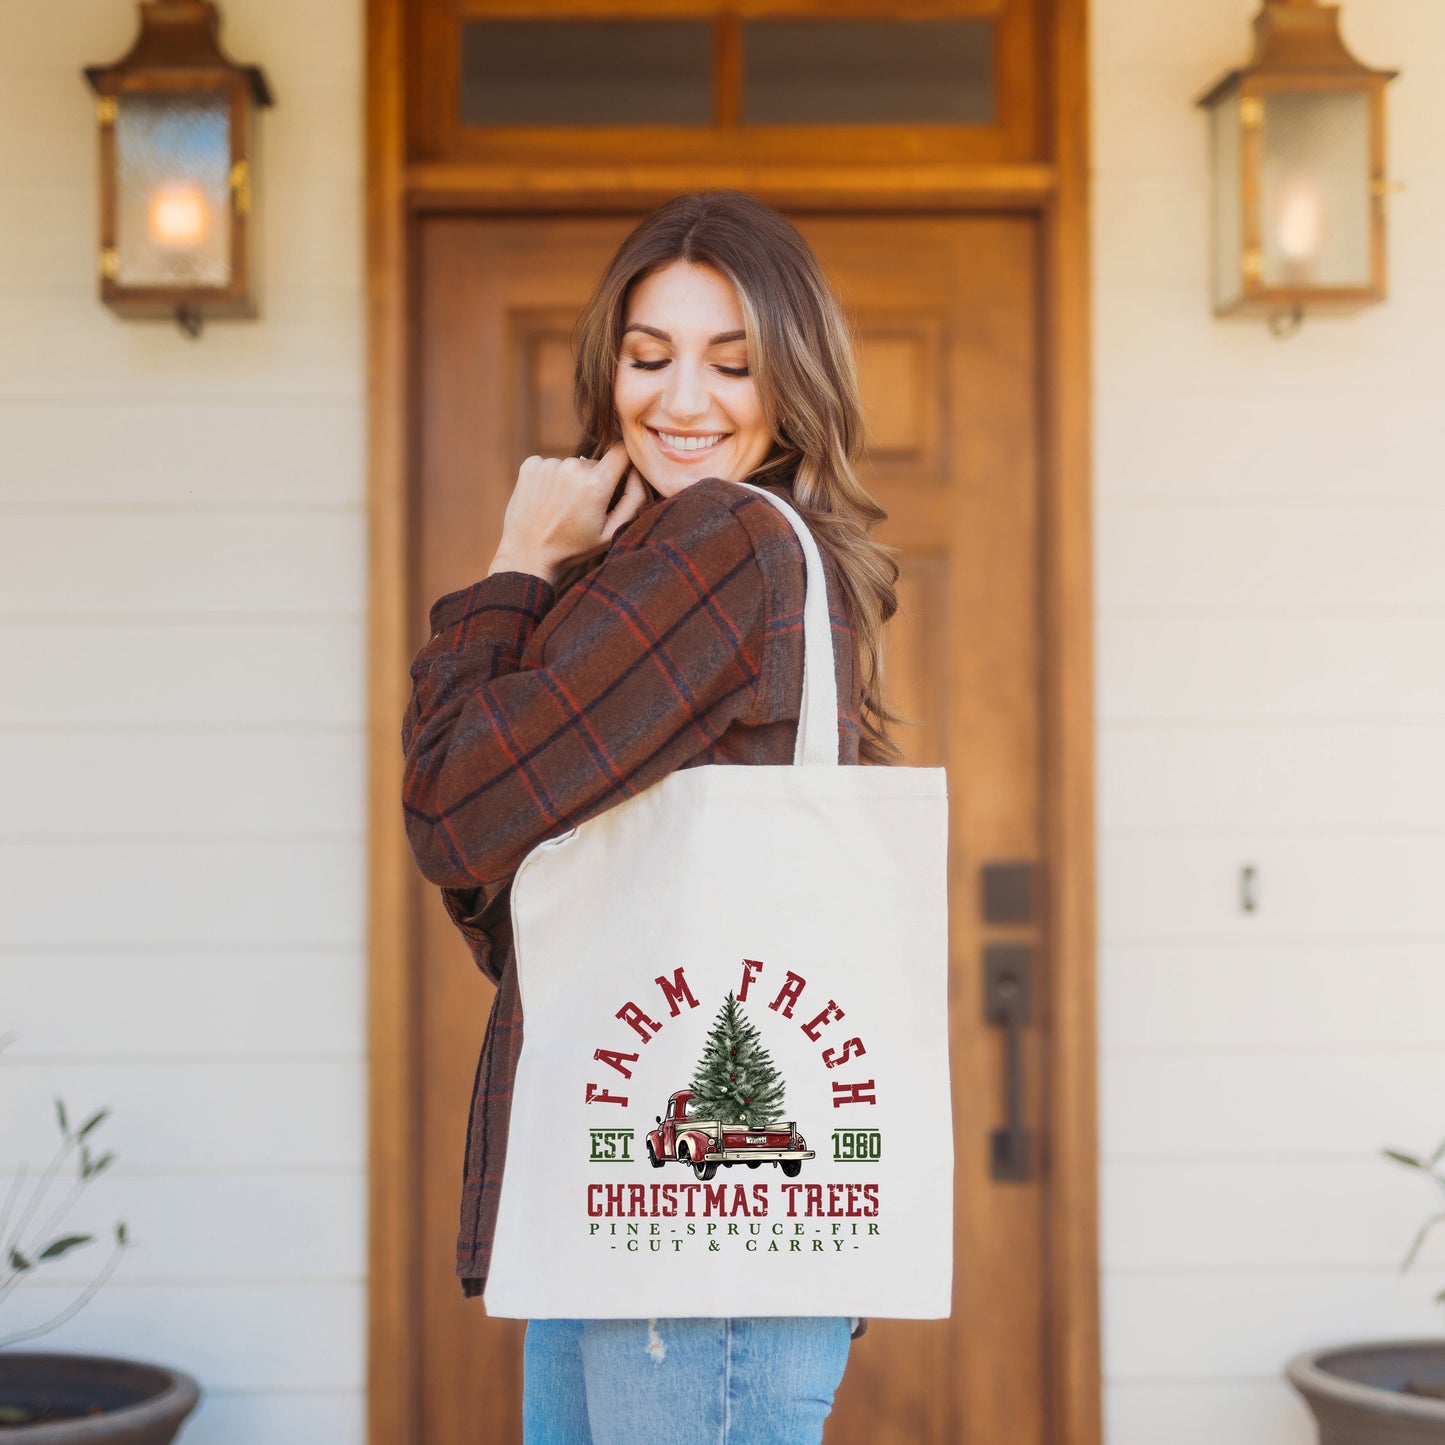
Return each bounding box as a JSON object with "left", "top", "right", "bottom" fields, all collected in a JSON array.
[
  {"left": 460, "top": 20, "right": 713, "bottom": 126},
  {"left": 743, "top": 18, "right": 994, "bottom": 125}
]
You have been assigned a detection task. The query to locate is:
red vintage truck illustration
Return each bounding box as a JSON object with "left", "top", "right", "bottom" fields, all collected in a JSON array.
[{"left": 646, "top": 1089, "right": 815, "bottom": 1181}]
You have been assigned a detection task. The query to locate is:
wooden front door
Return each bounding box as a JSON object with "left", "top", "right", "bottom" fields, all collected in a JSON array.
[{"left": 409, "top": 212, "right": 1048, "bottom": 1442}]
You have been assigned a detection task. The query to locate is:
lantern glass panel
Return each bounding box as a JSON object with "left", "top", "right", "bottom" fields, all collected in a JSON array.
[
  {"left": 1260, "top": 88, "right": 1371, "bottom": 289},
  {"left": 1209, "top": 93, "right": 1244, "bottom": 310},
  {"left": 115, "top": 91, "right": 232, "bottom": 288}
]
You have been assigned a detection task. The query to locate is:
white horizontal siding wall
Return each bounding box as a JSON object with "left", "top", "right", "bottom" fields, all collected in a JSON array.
[
  {"left": 1092, "top": 0, "right": 1445, "bottom": 1441},
  {"left": 0, "top": 1, "right": 367, "bottom": 1440}
]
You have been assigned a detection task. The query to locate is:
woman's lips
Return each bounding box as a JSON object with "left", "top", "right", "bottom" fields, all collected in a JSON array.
[{"left": 647, "top": 427, "right": 730, "bottom": 460}]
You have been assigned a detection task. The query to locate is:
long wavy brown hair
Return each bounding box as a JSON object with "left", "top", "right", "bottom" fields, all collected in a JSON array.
[{"left": 556, "top": 188, "right": 908, "bottom": 766}]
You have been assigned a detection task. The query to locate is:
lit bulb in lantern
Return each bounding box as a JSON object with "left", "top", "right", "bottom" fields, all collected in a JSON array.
[
  {"left": 1273, "top": 174, "right": 1327, "bottom": 267},
  {"left": 147, "top": 183, "right": 211, "bottom": 249}
]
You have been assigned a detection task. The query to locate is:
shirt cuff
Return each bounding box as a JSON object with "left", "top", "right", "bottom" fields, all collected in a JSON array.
[
  {"left": 440, "top": 884, "right": 500, "bottom": 984},
  {"left": 427, "top": 570, "right": 556, "bottom": 638}
]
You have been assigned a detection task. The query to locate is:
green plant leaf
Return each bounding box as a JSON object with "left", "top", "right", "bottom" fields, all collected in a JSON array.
[
  {"left": 115, "top": 1221, "right": 128, "bottom": 1246},
  {"left": 1430, "top": 1139, "right": 1445, "bottom": 1169},
  {"left": 36, "top": 1233, "right": 93, "bottom": 1261},
  {"left": 76, "top": 1107, "right": 109, "bottom": 1141},
  {"left": 9, "top": 1246, "right": 33, "bottom": 1272},
  {"left": 1383, "top": 1148, "right": 1425, "bottom": 1169},
  {"left": 1400, "top": 1212, "right": 1445, "bottom": 1272},
  {"left": 86, "top": 1151, "right": 115, "bottom": 1180},
  {"left": 55, "top": 1098, "right": 69, "bottom": 1135}
]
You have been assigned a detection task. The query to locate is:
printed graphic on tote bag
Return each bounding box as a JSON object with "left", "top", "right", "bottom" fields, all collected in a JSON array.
[
  {"left": 584, "top": 957, "right": 883, "bottom": 1260},
  {"left": 645, "top": 990, "right": 815, "bottom": 1181}
]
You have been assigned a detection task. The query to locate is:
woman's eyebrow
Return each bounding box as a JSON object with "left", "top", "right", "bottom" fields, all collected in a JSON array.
[{"left": 622, "top": 323, "right": 747, "bottom": 346}]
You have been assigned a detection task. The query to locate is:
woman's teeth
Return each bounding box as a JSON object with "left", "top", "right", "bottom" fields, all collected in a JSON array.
[{"left": 654, "top": 431, "right": 726, "bottom": 451}]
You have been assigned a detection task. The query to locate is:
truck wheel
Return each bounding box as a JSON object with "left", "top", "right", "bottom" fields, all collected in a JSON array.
[
  {"left": 746, "top": 1161, "right": 761, "bottom": 1169},
  {"left": 646, "top": 1141, "right": 664, "bottom": 1170},
  {"left": 692, "top": 1158, "right": 717, "bottom": 1182},
  {"left": 780, "top": 1160, "right": 802, "bottom": 1178}
]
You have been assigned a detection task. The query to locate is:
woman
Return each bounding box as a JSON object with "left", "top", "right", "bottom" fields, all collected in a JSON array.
[{"left": 402, "top": 189, "right": 904, "bottom": 1443}]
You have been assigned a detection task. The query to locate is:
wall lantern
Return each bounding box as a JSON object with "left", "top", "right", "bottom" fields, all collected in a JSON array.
[
  {"left": 1196, "top": 0, "right": 1398, "bottom": 336},
  {"left": 83, "top": 0, "right": 274, "bottom": 337}
]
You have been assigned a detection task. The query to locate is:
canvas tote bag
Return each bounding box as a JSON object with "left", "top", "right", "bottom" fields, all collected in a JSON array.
[{"left": 484, "top": 481, "right": 952, "bottom": 1320}]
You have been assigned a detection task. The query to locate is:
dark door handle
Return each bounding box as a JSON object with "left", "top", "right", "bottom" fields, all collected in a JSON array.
[{"left": 984, "top": 942, "right": 1033, "bottom": 1182}]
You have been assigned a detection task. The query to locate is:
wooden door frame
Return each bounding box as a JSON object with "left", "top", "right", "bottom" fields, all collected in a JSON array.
[{"left": 365, "top": 2, "right": 1098, "bottom": 1441}]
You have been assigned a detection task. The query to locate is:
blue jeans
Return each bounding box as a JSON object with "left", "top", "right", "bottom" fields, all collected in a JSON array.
[{"left": 522, "top": 1317, "right": 854, "bottom": 1444}]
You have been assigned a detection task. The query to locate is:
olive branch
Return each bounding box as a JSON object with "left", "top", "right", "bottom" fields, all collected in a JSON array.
[
  {"left": 0, "top": 1030, "right": 132, "bottom": 1348},
  {"left": 1382, "top": 1136, "right": 1445, "bottom": 1307}
]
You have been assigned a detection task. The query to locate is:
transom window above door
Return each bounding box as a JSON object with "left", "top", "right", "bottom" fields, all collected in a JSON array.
[
  {"left": 459, "top": 16, "right": 995, "bottom": 128},
  {"left": 406, "top": 0, "right": 1042, "bottom": 172}
]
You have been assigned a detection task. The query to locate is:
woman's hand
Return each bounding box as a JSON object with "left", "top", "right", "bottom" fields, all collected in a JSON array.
[{"left": 487, "top": 442, "right": 651, "bottom": 587}]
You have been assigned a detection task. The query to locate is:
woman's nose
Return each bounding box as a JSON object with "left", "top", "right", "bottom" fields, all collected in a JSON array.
[{"left": 660, "top": 362, "right": 709, "bottom": 423}]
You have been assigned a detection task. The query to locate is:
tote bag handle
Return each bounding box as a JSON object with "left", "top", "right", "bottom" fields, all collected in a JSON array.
[{"left": 734, "top": 481, "right": 839, "bottom": 768}]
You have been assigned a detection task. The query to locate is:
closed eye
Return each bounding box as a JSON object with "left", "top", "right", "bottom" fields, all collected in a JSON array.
[{"left": 628, "top": 360, "right": 750, "bottom": 377}]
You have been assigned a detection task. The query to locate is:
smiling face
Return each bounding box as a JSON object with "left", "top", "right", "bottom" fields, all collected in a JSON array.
[{"left": 614, "top": 260, "right": 775, "bottom": 500}]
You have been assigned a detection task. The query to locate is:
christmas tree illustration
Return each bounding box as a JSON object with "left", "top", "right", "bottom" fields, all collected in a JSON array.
[{"left": 688, "top": 991, "right": 787, "bottom": 1127}]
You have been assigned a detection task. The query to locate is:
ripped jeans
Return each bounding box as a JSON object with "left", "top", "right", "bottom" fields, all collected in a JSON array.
[{"left": 522, "top": 1317, "right": 854, "bottom": 1445}]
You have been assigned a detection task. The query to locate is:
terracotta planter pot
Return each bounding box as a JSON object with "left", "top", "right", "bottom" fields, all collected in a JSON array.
[
  {"left": 0, "top": 1352, "right": 200, "bottom": 1442},
  {"left": 1287, "top": 1340, "right": 1445, "bottom": 1444}
]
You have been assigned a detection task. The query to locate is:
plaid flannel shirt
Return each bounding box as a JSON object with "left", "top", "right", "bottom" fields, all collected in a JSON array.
[{"left": 401, "top": 476, "right": 862, "bottom": 1307}]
